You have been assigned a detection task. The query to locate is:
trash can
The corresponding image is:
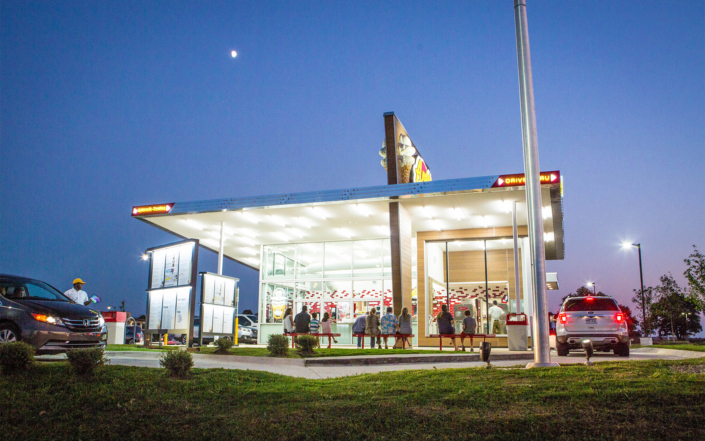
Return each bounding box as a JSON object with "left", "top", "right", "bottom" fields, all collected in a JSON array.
[
  {"left": 102, "top": 311, "right": 127, "bottom": 345},
  {"left": 506, "top": 313, "right": 528, "bottom": 351}
]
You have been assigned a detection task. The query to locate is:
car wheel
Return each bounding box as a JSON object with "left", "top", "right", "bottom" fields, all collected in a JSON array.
[
  {"left": 616, "top": 343, "right": 629, "bottom": 357},
  {"left": 556, "top": 342, "right": 569, "bottom": 356},
  {"left": 0, "top": 323, "right": 21, "bottom": 344}
]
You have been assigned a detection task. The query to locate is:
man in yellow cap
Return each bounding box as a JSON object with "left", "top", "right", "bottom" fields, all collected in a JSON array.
[{"left": 64, "top": 278, "right": 92, "bottom": 306}]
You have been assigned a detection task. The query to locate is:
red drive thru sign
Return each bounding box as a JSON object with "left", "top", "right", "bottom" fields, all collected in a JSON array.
[{"left": 491, "top": 171, "right": 560, "bottom": 188}]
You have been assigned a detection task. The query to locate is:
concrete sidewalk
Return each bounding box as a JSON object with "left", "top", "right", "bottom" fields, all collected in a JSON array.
[{"left": 36, "top": 347, "right": 704, "bottom": 379}]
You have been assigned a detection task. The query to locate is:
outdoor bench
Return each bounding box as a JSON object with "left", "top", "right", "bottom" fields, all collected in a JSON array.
[
  {"left": 428, "top": 333, "right": 496, "bottom": 351},
  {"left": 352, "top": 333, "right": 415, "bottom": 349}
]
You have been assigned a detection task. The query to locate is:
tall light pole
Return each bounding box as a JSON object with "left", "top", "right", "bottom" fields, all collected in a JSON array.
[
  {"left": 587, "top": 282, "right": 596, "bottom": 295},
  {"left": 624, "top": 242, "right": 647, "bottom": 336},
  {"left": 513, "top": 0, "right": 557, "bottom": 368}
]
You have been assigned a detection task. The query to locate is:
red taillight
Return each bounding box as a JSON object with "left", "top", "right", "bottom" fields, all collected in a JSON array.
[
  {"left": 616, "top": 313, "right": 624, "bottom": 323},
  {"left": 586, "top": 297, "right": 594, "bottom": 301},
  {"left": 558, "top": 313, "right": 567, "bottom": 324}
]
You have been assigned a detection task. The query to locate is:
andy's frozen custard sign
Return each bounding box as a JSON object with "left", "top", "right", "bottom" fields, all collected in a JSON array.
[{"left": 380, "top": 113, "right": 432, "bottom": 184}]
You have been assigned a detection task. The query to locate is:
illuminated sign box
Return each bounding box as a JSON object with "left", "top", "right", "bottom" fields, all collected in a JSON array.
[
  {"left": 491, "top": 171, "right": 560, "bottom": 188},
  {"left": 132, "top": 203, "right": 174, "bottom": 216}
]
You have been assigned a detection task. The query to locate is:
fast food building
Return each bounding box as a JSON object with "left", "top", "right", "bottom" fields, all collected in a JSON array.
[{"left": 132, "top": 113, "right": 564, "bottom": 347}]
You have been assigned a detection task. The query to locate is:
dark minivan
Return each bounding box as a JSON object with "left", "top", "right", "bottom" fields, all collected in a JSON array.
[{"left": 0, "top": 275, "right": 107, "bottom": 353}]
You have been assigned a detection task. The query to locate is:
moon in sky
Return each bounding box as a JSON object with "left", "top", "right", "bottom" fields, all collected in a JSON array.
[{"left": 231, "top": 50, "right": 237, "bottom": 58}]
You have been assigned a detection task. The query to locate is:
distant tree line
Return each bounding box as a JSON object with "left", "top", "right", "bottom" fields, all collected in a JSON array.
[{"left": 630, "top": 246, "right": 704, "bottom": 339}]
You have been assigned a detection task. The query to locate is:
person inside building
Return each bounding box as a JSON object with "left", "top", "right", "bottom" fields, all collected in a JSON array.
[
  {"left": 436, "top": 304, "right": 459, "bottom": 351},
  {"left": 380, "top": 306, "right": 398, "bottom": 349},
  {"left": 489, "top": 300, "right": 504, "bottom": 334},
  {"left": 64, "top": 278, "right": 92, "bottom": 306},
  {"left": 353, "top": 310, "right": 368, "bottom": 348},
  {"left": 282, "top": 307, "right": 295, "bottom": 334},
  {"left": 460, "top": 310, "right": 477, "bottom": 352},
  {"left": 294, "top": 305, "right": 310, "bottom": 334},
  {"left": 365, "top": 307, "right": 381, "bottom": 349}
]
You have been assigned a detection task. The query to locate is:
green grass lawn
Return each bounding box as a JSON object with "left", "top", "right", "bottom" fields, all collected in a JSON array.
[
  {"left": 649, "top": 344, "right": 705, "bottom": 352},
  {"left": 2, "top": 358, "right": 704, "bottom": 440}
]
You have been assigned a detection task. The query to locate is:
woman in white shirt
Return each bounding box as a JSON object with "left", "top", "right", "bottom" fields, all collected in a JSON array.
[{"left": 283, "top": 308, "right": 295, "bottom": 334}]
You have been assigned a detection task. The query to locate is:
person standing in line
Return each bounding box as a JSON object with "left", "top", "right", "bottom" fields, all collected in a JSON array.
[
  {"left": 294, "top": 305, "right": 311, "bottom": 334},
  {"left": 397, "top": 307, "right": 413, "bottom": 349},
  {"left": 437, "top": 304, "right": 459, "bottom": 351},
  {"left": 64, "top": 278, "right": 92, "bottom": 306},
  {"left": 380, "top": 307, "right": 398, "bottom": 349},
  {"left": 460, "top": 310, "right": 477, "bottom": 352},
  {"left": 366, "top": 307, "right": 381, "bottom": 349},
  {"left": 320, "top": 312, "right": 338, "bottom": 345},
  {"left": 489, "top": 301, "right": 504, "bottom": 334},
  {"left": 352, "top": 311, "right": 368, "bottom": 348},
  {"left": 282, "top": 308, "right": 295, "bottom": 334}
]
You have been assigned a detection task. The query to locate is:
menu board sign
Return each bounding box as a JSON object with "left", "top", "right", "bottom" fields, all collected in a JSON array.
[
  {"left": 144, "top": 240, "right": 199, "bottom": 345},
  {"left": 149, "top": 242, "right": 195, "bottom": 290},
  {"left": 146, "top": 287, "right": 192, "bottom": 331},
  {"left": 199, "top": 273, "right": 239, "bottom": 340}
]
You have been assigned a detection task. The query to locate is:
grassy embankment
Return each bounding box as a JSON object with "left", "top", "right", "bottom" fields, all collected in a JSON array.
[
  {"left": 632, "top": 343, "right": 705, "bottom": 352},
  {"left": 2, "top": 357, "right": 704, "bottom": 440}
]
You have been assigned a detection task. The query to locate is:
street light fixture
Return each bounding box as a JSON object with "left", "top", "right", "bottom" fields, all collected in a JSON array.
[
  {"left": 623, "top": 242, "right": 647, "bottom": 336},
  {"left": 586, "top": 282, "right": 596, "bottom": 295}
]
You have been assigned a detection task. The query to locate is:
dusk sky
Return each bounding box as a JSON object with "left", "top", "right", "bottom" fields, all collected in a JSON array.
[{"left": 2, "top": 1, "right": 703, "bottom": 321}]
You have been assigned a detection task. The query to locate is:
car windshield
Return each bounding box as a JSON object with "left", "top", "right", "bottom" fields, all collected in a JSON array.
[
  {"left": 0, "top": 280, "right": 69, "bottom": 302},
  {"left": 564, "top": 298, "right": 619, "bottom": 312},
  {"left": 247, "top": 315, "right": 258, "bottom": 323}
]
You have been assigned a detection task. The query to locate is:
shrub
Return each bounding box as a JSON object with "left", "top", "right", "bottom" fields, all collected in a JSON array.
[
  {"left": 267, "top": 334, "right": 289, "bottom": 357},
  {"left": 160, "top": 350, "right": 193, "bottom": 378},
  {"left": 66, "top": 347, "right": 107, "bottom": 376},
  {"left": 295, "top": 335, "right": 318, "bottom": 356},
  {"left": 0, "top": 341, "right": 34, "bottom": 374},
  {"left": 214, "top": 337, "right": 234, "bottom": 354}
]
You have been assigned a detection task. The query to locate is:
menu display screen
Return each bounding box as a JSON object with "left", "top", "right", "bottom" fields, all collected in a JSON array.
[
  {"left": 146, "top": 286, "right": 192, "bottom": 331},
  {"left": 149, "top": 242, "right": 195, "bottom": 290},
  {"left": 200, "top": 273, "right": 239, "bottom": 336}
]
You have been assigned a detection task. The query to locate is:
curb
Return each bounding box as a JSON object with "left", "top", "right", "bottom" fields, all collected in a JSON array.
[{"left": 303, "top": 352, "right": 535, "bottom": 367}]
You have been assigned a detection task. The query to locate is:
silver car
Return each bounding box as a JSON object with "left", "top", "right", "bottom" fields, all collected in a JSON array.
[{"left": 556, "top": 296, "right": 630, "bottom": 356}]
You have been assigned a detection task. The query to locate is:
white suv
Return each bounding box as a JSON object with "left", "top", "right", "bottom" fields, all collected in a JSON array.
[{"left": 556, "top": 296, "right": 630, "bottom": 357}]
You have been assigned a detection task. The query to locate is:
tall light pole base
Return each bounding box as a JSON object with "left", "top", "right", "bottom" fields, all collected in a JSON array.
[{"left": 526, "top": 361, "right": 560, "bottom": 369}]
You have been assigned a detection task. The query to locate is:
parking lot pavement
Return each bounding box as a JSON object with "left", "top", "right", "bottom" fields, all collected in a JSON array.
[{"left": 36, "top": 348, "right": 703, "bottom": 379}]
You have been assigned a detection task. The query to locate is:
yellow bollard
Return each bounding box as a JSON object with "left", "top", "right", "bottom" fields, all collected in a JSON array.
[
  {"left": 234, "top": 318, "right": 239, "bottom": 345},
  {"left": 164, "top": 334, "right": 168, "bottom": 346}
]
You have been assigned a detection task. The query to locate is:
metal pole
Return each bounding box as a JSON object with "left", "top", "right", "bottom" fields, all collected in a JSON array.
[
  {"left": 513, "top": 0, "right": 557, "bottom": 368},
  {"left": 637, "top": 244, "right": 646, "bottom": 336},
  {"left": 484, "top": 240, "right": 490, "bottom": 334},
  {"left": 512, "top": 201, "right": 520, "bottom": 314},
  {"left": 445, "top": 242, "right": 450, "bottom": 309},
  {"left": 593, "top": 283, "right": 596, "bottom": 295},
  {"left": 218, "top": 221, "right": 225, "bottom": 275}
]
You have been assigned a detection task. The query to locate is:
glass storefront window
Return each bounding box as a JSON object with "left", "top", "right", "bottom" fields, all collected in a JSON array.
[
  {"left": 425, "top": 238, "right": 519, "bottom": 336},
  {"left": 382, "top": 239, "right": 392, "bottom": 276},
  {"left": 353, "top": 240, "right": 382, "bottom": 277},
  {"left": 296, "top": 242, "right": 323, "bottom": 279},
  {"left": 324, "top": 241, "right": 352, "bottom": 278},
  {"left": 261, "top": 282, "right": 295, "bottom": 323},
  {"left": 263, "top": 245, "right": 296, "bottom": 279}
]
